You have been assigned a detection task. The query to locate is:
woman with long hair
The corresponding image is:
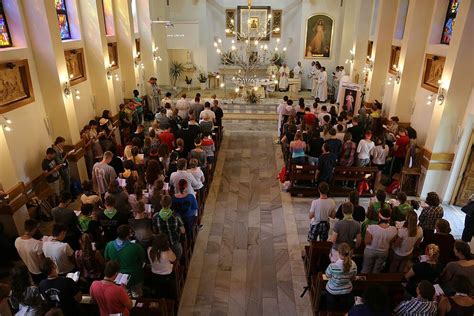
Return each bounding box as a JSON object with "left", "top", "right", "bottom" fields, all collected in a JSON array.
[
  {"left": 10, "top": 265, "right": 44, "bottom": 315},
  {"left": 104, "top": 179, "right": 131, "bottom": 217},
  {"left": 128, "top": 183, "right": 149, "bottom": 213},
  {"left": 145, "top": 159, "right": 164, "bottom": 190},
  {"left": 440, "top": 240, "right": 474, "bottom": 295},
  {"left": 405, "top": 243, "right": 443, "bottom": 297},
  {"left": 147, "top": 234, "right": 177, "bottom": 299},
  {"left": 75, "top": 233, "right": 104, "bottom": 282},
  {"left": 150, "top": 179, "right": 165, "bottom": 213},
  {"left": 289, "top": 131, "right": 307, "bottom": 165},
  {"left": 172, "top": 179, "right": 198, "bottom": 240},
  {"left": 389, "top": 210, "right": 423, "bottom": 272},
  {"left": 325, "top": 243, "right": 358, "bottom": 311}
]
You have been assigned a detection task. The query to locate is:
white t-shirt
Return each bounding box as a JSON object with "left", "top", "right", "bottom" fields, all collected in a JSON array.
[
  {"left": 365, "top": 225, "right": 397, "bottom": 253},
  {"left": 391, "top": 226, "right": 423, "bottom": 257},
  {"left": 357, "top": 139, "right": 375, "bottom": 160},
  {"left": 42, "top": 240, "right": 75, "bottom": 274},
  {"left": 147, "top": 248, "right": 173, "bottom": 275},
  {"left": 309, "top": 198, "right": 336, "bottom": 225},
  {"left": 200, "top": 109, "right": 216, "bottom": 121},
  {"left": 15, "top": 237, "right": 43, "bottom": 274},
  {"left": 187, "top": 168, "right": 205, "bottom": 190},
  {"left": 370, "top": 145, "right": 389, "bottom": 165}
]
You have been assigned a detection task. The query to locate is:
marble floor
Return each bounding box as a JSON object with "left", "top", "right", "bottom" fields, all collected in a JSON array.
[{"left": 178, "top": 109, "right": 469, "bottom": 316}]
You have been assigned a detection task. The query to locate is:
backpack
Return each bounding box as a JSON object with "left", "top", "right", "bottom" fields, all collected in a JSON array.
[
  {"left": 386, "top": 180, "right": 400, "bottom": 195},
  {"left": 278, "top": 166, "right": 288, "bottom": 183}
]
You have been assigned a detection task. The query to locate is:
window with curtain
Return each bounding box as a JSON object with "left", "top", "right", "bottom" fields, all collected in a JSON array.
[
  {"left": 0, "top": 0, "right": 12, "bottom": 47},
  {"left": 55, "top": 0, "right": 71, "bottom": 40}
]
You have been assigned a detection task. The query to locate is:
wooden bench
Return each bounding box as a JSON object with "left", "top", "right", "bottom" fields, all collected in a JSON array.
[
  {"left": 330, "top": 166, "right": 378, "bottom": 197},
  {"left": 310, "top": 272, "right": 405, "bottom": 315},
  {"left": 303, "top": 241, "right": 332, "bottom": 285},
  {"left": 80, "top": 296, "right": 176, "bottom": 315},
  {"left": 288, "top": 163, "right": 318, "bottom": 196}
]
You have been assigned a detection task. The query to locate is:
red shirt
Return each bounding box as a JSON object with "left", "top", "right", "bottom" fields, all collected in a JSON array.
[
  {"left": 394, "top": 135, "right": 410, "bottom": 158},
  {"left": 201, "top": 138, "right": 214, "bottom": 146},
  {"left": 304, "top": 112, "right": 316, "bottom": 127},
  {"left": 159, "top": 131, "right": 176, "bottom": 151},
  {"left": 90, "top": 280, "right": 131, "bottom": 316}
]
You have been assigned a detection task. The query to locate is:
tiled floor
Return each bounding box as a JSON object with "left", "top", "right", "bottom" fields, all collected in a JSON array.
[{"left": 179, "top": 106, "right": 469, "bottom": 315}]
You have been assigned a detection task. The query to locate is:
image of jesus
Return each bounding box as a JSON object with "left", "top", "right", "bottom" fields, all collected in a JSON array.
[{"left": 309, "top": 20, "right": 325, "bottom": 54}]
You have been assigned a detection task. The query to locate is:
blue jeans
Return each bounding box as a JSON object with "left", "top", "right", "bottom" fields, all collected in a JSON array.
[{"left": 292, "top": 156, "right": 306, "bottom": 165}]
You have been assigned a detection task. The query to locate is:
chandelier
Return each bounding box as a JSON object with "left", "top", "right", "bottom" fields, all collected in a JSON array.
[{"left": 214, "top": 5, "right": 286, "bottom": 89}]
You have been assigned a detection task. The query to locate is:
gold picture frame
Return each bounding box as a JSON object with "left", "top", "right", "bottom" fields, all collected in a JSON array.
[
  {"left": 272, "top": 9, "right": 282, "bottom": 37},
  {"left": 367, "top": 40, "right": 373, "bottom": 61},
  {"left": 64, "top": 48, "right": 87, "bottom": 86},
  {"left": 225, "top": 9, "right": 236, "bottom": 37},
  {"left": 0, "top": 59, "right": 35, "bottom": 114},
  {"left": 236, "top": 6, "right": 271, "bottom": 41},
  {"left": 304, "top": 13, "right": 334, "bottom": 59},
  {"left": 421, "top": 54, "right": 445, "bottom": 93},
  {"left": 388, "top": 46, "right": 401, "bottom": 74},
  {"left": 108, "top": 42, "right": 119, "bottom": 70},
  {"left": 135, "top": 38, "right": 141, "bottom": 60}
]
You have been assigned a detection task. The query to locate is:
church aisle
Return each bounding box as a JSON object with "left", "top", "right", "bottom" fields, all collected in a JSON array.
[{"left": 179, "top": 119, "right": 312, "bottom": 315}]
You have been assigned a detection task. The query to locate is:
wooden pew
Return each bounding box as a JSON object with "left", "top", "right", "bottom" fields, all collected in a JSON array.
[
  {"left": 303, "top": 241, "right": 332, "bottom": 285},
  {"left": 288, "top": 164, "right": 319, "bottom": 196},
  {"left": 80, "top": 296, "right": 175, "bottom": 316},
  {"left": 310, "top": 272, "right": 404, "bottom": 315},
  {"left": 330, "top": 166, "right": 378, "bottom": 197}
]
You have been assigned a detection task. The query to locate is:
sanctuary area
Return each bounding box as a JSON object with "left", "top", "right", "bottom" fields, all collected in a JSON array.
[{"left": 0, "top": 0, "right": 473, "bottom": 315}]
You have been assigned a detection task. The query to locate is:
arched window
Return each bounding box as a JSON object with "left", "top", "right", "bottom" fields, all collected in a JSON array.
[
  {"left": 55, "top": 0, "right": 71, "bottom": 40},
  {"left": 0, "top": 1, "right": 12, "bottom": 47}
]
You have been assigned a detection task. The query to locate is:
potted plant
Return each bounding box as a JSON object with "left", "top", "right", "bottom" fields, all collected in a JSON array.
[
  {"left": 185, "top": 76, "right": 192, "bottom": 90},
  {"left": 169, "top": 61, "right": 184, "bottom": 90},
  {"left": 245, "top": 89, "right": 260, "bottom": 104},
  {"left": 198, "top": 72, "right": 207, "bottom": 90}
]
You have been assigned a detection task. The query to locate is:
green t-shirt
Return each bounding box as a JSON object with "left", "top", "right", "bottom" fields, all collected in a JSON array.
[{"left": 104, "top": 240, "right": 146, "bottom": 286}]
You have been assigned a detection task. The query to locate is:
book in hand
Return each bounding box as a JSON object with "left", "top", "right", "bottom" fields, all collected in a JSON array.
[
  {"left": 419, "top": 255, "right": 428, "bottom": 262},
  {"left": 66, "top": 271, "right": 80, "bottom": 282},
  {"left": 115, "top": 273, "right": 130, "bottom": 285},
  {"left": 434, "top": 284, "right": 445, "bottom": 296}
]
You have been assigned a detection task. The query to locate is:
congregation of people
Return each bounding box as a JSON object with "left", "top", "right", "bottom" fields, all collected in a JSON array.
[{"left": 1, "top": 89, "right": 224, "bottom": 315}]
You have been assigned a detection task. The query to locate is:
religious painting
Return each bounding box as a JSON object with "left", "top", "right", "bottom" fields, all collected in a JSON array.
[
  {"left": 0, "top": 60, "right": 35, "bottom": 114},
  {"left": 108, "top": 42, "right": 119, "bottom": 70},
  {"left": 55, "top": 0, "right": 71, "bottom": 40},
  {"left": 343, "top": 89, "right": 357, "bottom": 113},
  {"left": 422, "top": 54, "right": 445, "bottom": 93},
  {"left": 388, "top": 46, "right": 401, "bottom": 75},
  {"left": 304, "top": 13, "right": 334, "bottom": 58},
  {"left": 367, "top": 41, "right": 373, "bottom": 61},
  {"left": 0, "top": 1, "right": 12, "bottom": 47},
  {"left": 339, "top": 82, "right": 362, "bottom": 114},
  {"left": 441, "top": 0, "right": 460, "bottom": 45},
  {"left": 135, "top": 38, "right": 141, "bottom": 60},
  {"left": 272, "top": 9, "right": 282, "bottom": 37},
  {"left": 236, "top": 6, "right": 271, "bottom": 41},
  {"left": 64, "top": 48, "right": 87, "bottom": 86},
  {"left": 225, "top": 9, "right": 235, "bottom": 37},
  {"left": 249, "top": 51, "right": 258, "bottom": 64}
]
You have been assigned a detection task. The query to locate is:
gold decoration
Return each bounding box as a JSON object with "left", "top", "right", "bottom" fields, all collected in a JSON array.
[
  {"left": 388, "top": 46, "right": 401, "bottom": 75},
  {"left": 225, "top": 9, "right": 235, "bottom": 37},
  {"left": 64, "top": 48, "right": 87, "bottom": 86},
  {"left": 272, "top": 9, "right": 282, "bottom": 37},
  {"left": 422, "top": 54, "right": 445, "bottom": 93},
  {"left": 0, "top": 60, "right": 35, "bottom": 114}
]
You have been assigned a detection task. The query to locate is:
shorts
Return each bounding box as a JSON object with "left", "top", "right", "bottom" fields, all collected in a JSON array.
[
  {"left": 373, "top": 163, "right": 385, "bottom": 171},
  {"left": 308, "top": 221, "right": 329, "bottom": 241},
  {"left": 47, "top": 180, "right": 60, "bottom": 196}
]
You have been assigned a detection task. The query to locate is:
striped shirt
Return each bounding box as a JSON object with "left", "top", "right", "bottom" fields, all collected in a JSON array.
[
  {"left": 325, "top": 259, "right": 357, "bottom": 295},
  {"left": 393, "top": 297, "right": 437, "bottom": 316}
]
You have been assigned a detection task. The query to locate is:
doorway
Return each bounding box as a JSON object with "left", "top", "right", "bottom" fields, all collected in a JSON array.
[{"left": 455, "top": 145, "right": 474, "bottom": 206}]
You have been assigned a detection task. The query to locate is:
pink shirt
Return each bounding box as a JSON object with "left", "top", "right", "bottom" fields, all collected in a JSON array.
[{"left": 90, "top": 280, "right": 131, "bottom": 316}]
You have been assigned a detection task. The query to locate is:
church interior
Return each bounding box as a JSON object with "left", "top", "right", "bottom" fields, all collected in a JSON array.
[{"left": 0, "top": 0, "right": 473, "bottom": 315}]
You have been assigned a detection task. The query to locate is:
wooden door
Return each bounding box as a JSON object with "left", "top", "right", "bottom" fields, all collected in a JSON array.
[{"left": 455, "top": 146, "right": 474, "bottom": 206}]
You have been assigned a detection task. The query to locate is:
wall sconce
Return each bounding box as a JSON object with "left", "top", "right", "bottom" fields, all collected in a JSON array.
[
  {"left": 63, "top": 81, "right": 80, "bottom": 100},
  {"left": 345, "top": 49, "right": 355, "bottom": 64},
  {"left": 426, "top": 94, "right": 434, "bottom": 105},
  {"left": 388, "top": 66, "right": 401, "bottom": 85},
  {"left": 363, "top": 57, "right": 374, "bottom": 73},
  {"left": 153, "top": 48, "right": 162, "bottom": 62},
  {"left": 0, "top": 116, "right": 12, "bottom": 132},
  {"left": 437, "top": 87, "right": 446, "bottom": 105}
]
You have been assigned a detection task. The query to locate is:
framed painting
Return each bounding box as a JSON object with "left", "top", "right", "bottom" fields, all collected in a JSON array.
[
  {"left": 339, "top": 82, "right": 362, "bottom": 114},
  {"left": 441, "top": 0, "right": 460, "bottom": 45},
  {"left": 0, "top": 60, "right": 35, "bottom": 114},
  {"left": 272, "top": 9, "right": 282, "bottom": 37},
  {"left": 367, "top": 40, "right": 373, "bottom": 61},
  {"left": 421, "top": 54, "right": 445, "bottom": 93},
  {"left": 135, "top": 38, "right": 141, "bottom": 60},
  {"left": 304, "top": 13, "right": 334, "bottom": 58},
  {"left": 236, "top": 6, "right": 271, "bottom": 41},
  {"left": 108, "top": 42, "right": 119, "bottom": 70},
  {"left": 225, "top": 9, "right": 235, "bottom": 37},
  {"left": 388, "top": 46, "right": 401, "bottom": 74},
  {"left": 64, "top": 48, "right": 87, "bottom": 86}
]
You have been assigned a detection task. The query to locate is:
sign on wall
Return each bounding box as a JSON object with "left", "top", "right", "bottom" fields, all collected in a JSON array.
[
  {"left": 304, "top": 13, "right": 334, "bottom": 58},
  {"left": 166, "top": 23, "right": 199, "bottom": 49}
]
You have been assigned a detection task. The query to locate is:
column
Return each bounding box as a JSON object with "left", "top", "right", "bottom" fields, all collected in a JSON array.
[
  {"left": 420, "top": 0, "right": 474, "bottom": 198},
  {"left": 22, "top": 0, "right": 87, "bottom": 181},
  {"left": 366, "top": 0, "right": 399, "bottom": 101},
  {"left": 114, "top": 0, "right": 137, "bottom": 97},
  {"left": 136, "top": 0, "right": 156, "bottom": 82},
  {"left": 350, "top": 0, "right": 374, "bottom": 84},
  {"left": 78, "top": 0, "right": 117, "bottom": 116},
  {"left": 388, "top": 0, "right": 435, "bottom": 121},
  {"left": 150, "top": 0, "right": 170, "bottom": 86}
]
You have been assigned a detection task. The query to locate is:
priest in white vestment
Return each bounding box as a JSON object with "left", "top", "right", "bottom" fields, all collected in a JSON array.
[
  {"left": 267, "top": 62, "right": 279, "bottom": 79},
  {"left": 310, "top": 62, "right": 321, "bottom": 97},
  {"left": 316, "top": 67, "right": 328, "bottom": 102},
  {"left": 278, "top": 63, "right": 290, "bottom": 91},
  {"left": 293, "top": 61, "right": 303, "bottom": 91}
]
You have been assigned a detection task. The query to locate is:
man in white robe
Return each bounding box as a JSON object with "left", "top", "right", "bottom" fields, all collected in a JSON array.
[
  {"left": 293, "top": 61, "right": 303, "bottom": 91},
  {"left": 317, "top": 67, "right": 328, "bottom": 102},
  {"left": 267, "top": 61, "right": 279, "bottom": 80},
  {"left": 276, "top": 96, "right": 288, "bottom": 141},
  {"left": 146, "top": 77, "right": 161, "bottom": 114},
  {"left": 333, "top": 66, "right": 342, "bottom": 102},
  {"left": 310, "top": 62, "right": 320, "bottom": 98},
  {"left": 278, "top": 63, "right": 290, "bottom": 91}
]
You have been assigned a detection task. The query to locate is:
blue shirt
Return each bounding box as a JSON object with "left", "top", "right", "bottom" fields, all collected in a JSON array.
[
  {"left": 325, "top": 259, "right": 357, "bottom": 295},
  {"left": 172, "top": 194, "right": 198, "bottom": 218}
]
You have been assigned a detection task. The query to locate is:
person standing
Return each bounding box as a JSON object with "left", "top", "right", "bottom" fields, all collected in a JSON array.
[
  {"left": 266, "top": 61, "right": 279, "bottom": 80},
  {"left": 356, "top": 131, "right": 375, "bottom": 167},
  {"left": 148, "top": 234, "right": 178, "bottom": 299},
  {"left": 146, "top": 77, "right": 161, "bottom": 114},
  {"left": 42, "top": 148, "right": 62, "bottom": 205},
  {"left": 278, "top": 63, "right": 290, "bottom": 91},
  {"left": 211, "top": 99, "right": 224, "bottom": 128},
  {"left": 92, "top": 151, "right": 117, "bottom": 197},
  {"left": 418, "top": 192, "right": 443, "bottom": 241},
  {"left": 89, "top": 261, "right": 133, "bottom": 316},
  {"left": 461, "top": 194, "right": 474, "bottom": 242},
  {"left": 330, "top": 202, "right": 361, "bottom": 262},
  {"left": 52, "top": 137, "right": 74, "bottom": 194},
  {"left": 333, "top": 66, "right": 342, "bottom": 101},
  {"left": 42, "top": 224, "right": 75, "bottom": 275},
  {"left": 307, "top": 182, "right": 336, "bottom": 242},
  {"left": 276, "top": 96, "right": 289, "bottom": 140},
  {"left": 310, "top": 61, "right": 320, "bottom": 98},
  {"left": 15, "top": 219, "right": 45, "bottom": 284},
  {"left": 176, "top": 93, "right": 190, "bottom": 120},
  {"left": 293, "top": 61, "right": 303, "bottom": 91},
  {"left": 317, "top": 67, "right": 328, "bottom": 102},
  {"left": 51, "top": 192, "right": 80, "bottom": 250}
]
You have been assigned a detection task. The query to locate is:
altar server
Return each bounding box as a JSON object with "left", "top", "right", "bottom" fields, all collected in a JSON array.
[
  {"left": 279, "top": 63, "right": 290, "bottom": 91},
  {"left": 293, "top": 61, "right": 303, "bottom": 91},
  {"left": 317, "top": 67, "right": 328, "bottom": 102}
]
